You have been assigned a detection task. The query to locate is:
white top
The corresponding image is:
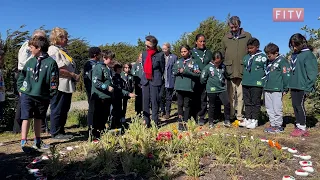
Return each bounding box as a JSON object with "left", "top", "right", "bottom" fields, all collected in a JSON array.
[
  {"left": 18, "top": 41, "right": 33, "bottom": 70},
  {"left": 48, "top": 45, "right": 76, "bottom": 93},
  {"left": 0, "top": 69, "right": 5, "bottom": 102}
]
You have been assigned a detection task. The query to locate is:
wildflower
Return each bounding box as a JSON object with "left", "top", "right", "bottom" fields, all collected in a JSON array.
[
  {"left": 232, "top": 120, "right": 240, "bottom": 127},
  {"left": 268, "top": 140, "right": 275, "bottom": 147},
  {"left": 186, "top": 132, "right": 190, "bottom": 136},
  {"left": 173, "top": 129, "right": 178, "bottom": 135},
  {"left": 184, "top": 153, "right": 188, "bottom": 157},
  {"left": 275, "top": 142, "right": 282, "bottom": 150},
  {"left": 178, "top": 134, "right": 183, "bottom": 140}
]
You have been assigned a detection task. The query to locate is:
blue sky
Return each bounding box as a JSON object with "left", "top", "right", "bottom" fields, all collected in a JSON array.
[{"left": 0, "top": 0, "right": 319, "bottom": 54}]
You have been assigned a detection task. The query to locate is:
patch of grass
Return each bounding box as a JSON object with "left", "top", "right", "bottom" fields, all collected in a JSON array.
[
  {"left": 66, "top": 110, "right": 87, "bottom": 128},
  {"left": 72, "top": 91, "right": 87, "bottom": 102}
]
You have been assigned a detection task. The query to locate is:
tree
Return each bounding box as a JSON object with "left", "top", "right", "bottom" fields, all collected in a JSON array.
[
  {"left": 172, "top": 16, "right": 230, "bottom": 57},
  {"left": 67, "top": 38, "right": 90, "bottom": 73},
  {"left": 100, "top": 42, "right": 139, "bottom": 64}
]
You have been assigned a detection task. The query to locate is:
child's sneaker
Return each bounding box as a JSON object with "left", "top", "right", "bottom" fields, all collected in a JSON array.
[
  {"left": 239, "top": 118, "right": 250, "bottom": 127},
  {"left": 33, "top": 140, "right": 50, "bottom": 151},
  {"left": 246, "top": 119, "right": 258, "bottom": 129},
  {"left": 223, "top": 120, "right": 231, "bottom": 127},
  {"left": 274, "top": 126, "right": 284, "bottom": 133},
  {"left": 290, "top": 128, "right": 309, "bottom": 137},
  {"left": 264, "top": 126, "right": 275, "bottom": 133},
  {"left": 21, "top": 140, "right": 34, "bottom": 153}
]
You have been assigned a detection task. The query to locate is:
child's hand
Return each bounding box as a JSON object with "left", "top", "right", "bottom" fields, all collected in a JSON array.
[
  {"left": 179, "top": 68, "right": 184, "bottom": 73},
  {"left": 282, "top": 92, "right": 287, "bottom": 96},
  {"left": 129, "top": 93, "right": 136, "bottom": 98},
  {"left": 108, "top": 86, "right": 114, "bottom": 92}
]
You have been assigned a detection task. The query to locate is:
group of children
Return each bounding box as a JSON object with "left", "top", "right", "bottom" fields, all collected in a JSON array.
[
  {"left": 171, "top": 33, "right": 318, "bottom": 136},
  {"left": 83, "top": 47, "right": 135, "bottom": 141}
]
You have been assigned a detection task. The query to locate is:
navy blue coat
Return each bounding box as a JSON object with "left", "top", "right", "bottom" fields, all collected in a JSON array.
[
  {"left": 140, "top": 51, "right": 165, "bottom": 87},
  {"left": 164, "top": 53, "right": 178, "bottom": 88}
]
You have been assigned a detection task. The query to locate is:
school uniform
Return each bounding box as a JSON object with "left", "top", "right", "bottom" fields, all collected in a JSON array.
[
  {"left": 88, "top": 62, "right": 113, "bottom": 138},
  {"left": 160, "top": 53, "right": 178, "bottom": 118},
  {"left": 17, "top": 54, "right": 59, "bottom": 121},
  {"left": 131, "top": 62, "right": 143, "bottom": 114},
  {"left": 48, "top": 45, "right": 76, "bottom": 138},
  {"left": 288, "top": 49, "right": 318, "bottom": 130},
  {"left": 200, "top": 62, "right": 230, "bottom": 125},
  {"left": 121, "top": 71, "right": 134, "bottom": 120},
  {"left": 83, "top": 60, "right": 98, "bottom": 102},
  {"left": 173, "top": 57, "right": 199, "bottom": 122},
  {"left": 263, "top": 56, "right": 290, "bottom": 128},
  {"left": 190, "top": 48, "right": 213, "bottom": 123},
  {"left": 242, "top": 51, "right": 268, "bottom": 121},
  {"left": 140, "top": 51, "right": 165, "bottom": 126}
]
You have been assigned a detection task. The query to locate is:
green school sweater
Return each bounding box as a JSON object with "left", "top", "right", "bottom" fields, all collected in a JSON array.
[
  {"left": 173, "top": 58, "right": 200, "bottom": 92},
  {"left": 264, "top": 56, "right": 291, "bottom": 92},
  {"left": 200, "top": 62, "right": 227, "bottom": 93},
  {"left": 91, "top": 63, "right": 113, "bottom": 99},
  {"left": 191, "top": 48, "right": 213, "bottom": 71},
  {"left": 288, "top": 49, "right": 318, "bottom": 92},
  {"left": 242, "top": 51, "right": 268, "bottom": 87},
  {"left": 17, "top": 56, "right": 59, "bottom": 99}
]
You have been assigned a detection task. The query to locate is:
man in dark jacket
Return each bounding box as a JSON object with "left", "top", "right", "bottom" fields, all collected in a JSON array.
[{"left": 221, "top": 16, "right": 252, "bottom": 122}]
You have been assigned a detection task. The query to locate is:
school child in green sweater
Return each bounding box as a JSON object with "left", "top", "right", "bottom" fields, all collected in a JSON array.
[
  {"left": 241, "top": 38, "right": 268, "bottom": 129},
  {"left": 288, "top": 33, "right": 318, "bottom": 137},
  {"left": 263, "top": 43, "right": 290, "bottom": 133},
  {"left": 18, "top": 36, "right": 59, "bottom": 152},
  {"left": 173, "top": 45, "right": 200, "bottom": 131},
  {"left": 200, "top": 51, "right": 231, "bottom": 128},
  {"left": 121, "top": 63, "right": 134, "bottom": 122}
]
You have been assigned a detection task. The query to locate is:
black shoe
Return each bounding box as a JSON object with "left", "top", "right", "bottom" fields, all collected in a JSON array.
[
  {"left": 178, "top": 123, "right": 187, "bottom": 132},
  {"left": 52, "top": 134, "right": 73, "bottom": 140}
]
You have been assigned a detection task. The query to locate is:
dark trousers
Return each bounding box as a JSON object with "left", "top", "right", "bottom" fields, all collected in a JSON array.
[
  {"left": 122, "top": 97, "right": 129, "bottom": 118},
  {"left": 177, "top": 90, "right": 192, "bottom": 122},
  {"left": 191, "top": 82, "right": 207, "bottom": 121},
  {"left": 142, "top": 83, "right": 161, "bottom": 125},
  {"left": 50, "top": 91, "right": 72, "bottom": 136},
  {"left": 208, "top": 91, "right": 230, "bottom": 123},
  {"left": 87, "top": 94, "right": 111, "bottom": 138},
  {"left": 134, "top": 84, "right": 142, "bottom": 114},
  {"left": 160, "top": 86, "right": 174, "bottom": 115},
  {"left": 243, "top": 85, "right": 263, "bottom": 120},
  {"left": 291, "top": 89, "right": 306, "bottom": 126},
  {"left": 111, "top": 95, "right": 123, "bottom": 129}
]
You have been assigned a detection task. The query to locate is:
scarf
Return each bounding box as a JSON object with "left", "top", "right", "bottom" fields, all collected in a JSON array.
[
  {"left": 57, "top": 45, "right": 73, "bottom": 63},
  {"left": 193, "top": 48, "right": 206, "bottom": 63},
  {"left": 290, "top": 48, "right": 310, "bottom": 73},
  {"left": 144, "top": 49, "right": 156, "bottom": 80},
  {"left": 33, "top": 53, "right": 49, "bottom": 81},
  {"left": 246, "top": 51, "right": 263, "bottom": 72},
  {"left": 263, "top": 56, "right": 280, "bottom": 81}
]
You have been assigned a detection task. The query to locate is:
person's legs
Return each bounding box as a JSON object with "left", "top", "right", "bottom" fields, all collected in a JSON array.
[
  {"left": 198, "top": 85, "right": 207, "bottom": 123},
  {"left": 272, "top": 92, "right": 283, "bottom": 128},
  {"left": 159, "top": 84, "right": 166, "bottom": 116},
  {"left": 177, "top": 91, "right": 184, "bottom": 121},
  {"left": 165, "top": 88, "right": 174, "bottom": 118},
  {"left": 122, "top": 98, "right": 129, "bottom": 119},
  {"left": 20, "top": 94, "right": 32, "bottom": 143},
  {"left": 235, "top": 78, "right": 244, "bottom": 120},
  {"left": 150, "top": 85, "right": 162, "bottom": 125},
  {"left": 227, "top": 79, "right": 236, "bottom": 120},
  {"left": 242, "top": 85, "right": 252, "bottom": 120},
  {"left": 13, "top": 96, "right": 21, "bottom": 133},
  {"left": 59, "top": 92, "right": 72, "bottom": 134},
  {"left": 264, "top": 91, "right": 276, "bottom": 127},
  {"left": 207, "top": 93, "right": 218, "bottom": 125},
  {"left": 291, "top": 90, "right": 308, "bottom": 136},
  {"left": 134, "top": 84, "right": 142, "bottom": 115},
  {"left": 142, "top": 84, "right": 151, "bottom": 125},
  {"left": 219, "top": 91, "right": 231, "bottom": 122},
  {"left": 251, "top": 87, "right": 263, "bottom": 121},
  {"left": 183, "top": 91, "right": 192, "bottom": 123}
]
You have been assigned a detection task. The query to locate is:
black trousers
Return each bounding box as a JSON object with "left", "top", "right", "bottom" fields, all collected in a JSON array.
[
  {"left": 208, "top": 91, "right": 230, "bottom": 123},
  {"left": 122, "top": 97, "right": 129, "bottom": 119},
  {"left": 177, "top": 90, "right": 192, "bottom": 122},
  {"left": 190, "top": 82, "right": 207, "bottom": 121},
  {"left": 50, "top": 91, "right": 72, "bottom": 136},
  {"left": 160, "top": 86, "right": 174, "bottom": 115},
  {"left": 111, "top": 94, "right": 123, "bottom": 129},
  {"left": 134, "top": 84, "right": 142, "bottom": 115},
  {"left": 87, "top": 94, "right": 112, "bottom": 138},
  {"left": 242, "top": 85, "right": 263, "bottom": 120},
  {"left": 291, "top": 89, "right": 306, "bottom": 126},
  {"left": 142, "top": 83, "right": 161, "bottom": 125}
]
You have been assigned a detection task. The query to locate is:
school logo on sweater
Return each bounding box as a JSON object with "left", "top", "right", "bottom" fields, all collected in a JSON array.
[{"left": 20, "top": 81, "right": 28, "bottom": 91}]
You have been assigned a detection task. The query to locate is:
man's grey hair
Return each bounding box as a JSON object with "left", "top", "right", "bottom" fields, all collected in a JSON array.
[
  {"left": 32, "top": 29, "right": 46, "bottom": 37},
  {"left": 228, "top": 16, "right": 241, "bottom": 27}
]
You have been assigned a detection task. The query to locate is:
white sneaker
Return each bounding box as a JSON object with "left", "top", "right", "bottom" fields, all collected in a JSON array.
[
  {"left": 246, "top": 119, "right": 258, "bottom": 129},
  {"left": 239, "top": 118, "right": 250, "bottom": 127}
]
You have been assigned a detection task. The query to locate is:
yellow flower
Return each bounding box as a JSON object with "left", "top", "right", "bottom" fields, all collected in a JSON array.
[
  {"left": 173, "top": 129, "right": 178, "bottom": 135},
  {"left": 232, "top": 120, "right": 240, "bottom": 127}
]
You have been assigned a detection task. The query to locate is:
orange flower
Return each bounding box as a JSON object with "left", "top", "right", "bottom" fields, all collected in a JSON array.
[
  {"left": 275, "top": 142, "right": 281, "bottom": 150},
  {"left": 184, "top": 153, "right": 188, "bottom": 157},
  {"left": 268, "top": 140, "right": 275, "bottom": 147}
]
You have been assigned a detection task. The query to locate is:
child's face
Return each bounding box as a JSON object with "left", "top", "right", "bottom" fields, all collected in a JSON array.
[
  {"left": 180, "top": 47, "right": 190, "bottom": 58},
  {"left": 214, "top": 57, "right": 222, "bottom": 64},
  {"left": 138, "top": 53, "right": 142, "bottom": 62},
  {"left": 196, "top": 36, "right": 206, "bottom": 49},
  {"left": 247, "top": 45, "right": 259, "bottom": 55},
  {"left": 103, "top": 57, "right": 112, "bottom": 65},
  {"left": 267, "top": 52, "right": 279, "bottom": 61},
  {"left": 29, "top": 45, "right": 41, "bottom": 57},
  {"left": 123, "top": 65, "right": 130, "bottom": 73},
  {"left": 290, "top": 41, "right": 299, "bottom": 53}
]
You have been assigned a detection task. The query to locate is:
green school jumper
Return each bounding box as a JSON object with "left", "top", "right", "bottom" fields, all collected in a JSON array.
[
  {"left": 191, "top": 48, "right": 213, "bottom": 71},
  {"left": 200, "top": 62, "right": 227, "bottom": 93},
  {"left": 17, "top": 56, "right": 59, "bottom": 98},
  {"left": 91, "top": 63, "right": 114, "bottom": 99},
  {"left": 173, "top": 58, "right": 200, "bottom": 92},
  {"left": 264, "top": 56, "right": 291, "bottom": 92},
  {"left": 242, "top": 51, "right": 268, "bottom": 87}
]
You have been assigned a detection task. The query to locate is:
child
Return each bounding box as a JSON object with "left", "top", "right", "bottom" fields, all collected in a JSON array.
[
  {"left": 121, "top": 63, "right": 134, "bottom": 122},
  {"left": 0, "top": 50, "right": 5, "bottom": 124},
  {"left": 173, "top": 45, "right": 200, "bottom": 131},
  {"left": 83, "top": 47, "right": 101, "bottom": 103},
  {"left": 87, "top": 50, "right": 115, "bottom": 141},
  {"left": 17, "top": 36, "right": 59, "bottom": 152},
  {"left": 288, "top": 33, "right": 318, "bottom": 137},
  {"left": 131, "top": 53, "right": 143, "bottom": 115},
  {"left": 240, "top": 38, "right": 268, "bottom": 129},
  {"left": 263, "top": 43, "right": 290, "bottom": 133},
  {"left": 111, "top": 64, "right": 136, "bottom": 130},
  {"left": 200, "top": 51, "right": 231, "bottom": 128}
]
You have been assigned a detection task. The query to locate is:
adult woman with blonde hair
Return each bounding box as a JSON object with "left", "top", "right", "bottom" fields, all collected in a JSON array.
[{"left": 48, "top": 27, "right": 80, "bottom": 139}]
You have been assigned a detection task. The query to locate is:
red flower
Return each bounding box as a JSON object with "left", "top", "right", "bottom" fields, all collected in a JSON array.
[
  {"left": 147, "top": 153, "right": 154, "bottom": 159},
  {"left": 178, "top": 134, "right": 183, "bottom": 139}
]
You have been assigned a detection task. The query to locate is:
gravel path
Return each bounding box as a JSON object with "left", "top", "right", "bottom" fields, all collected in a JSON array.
[{"left": 70, "top": 100, "right": 88, "bottom": 111}]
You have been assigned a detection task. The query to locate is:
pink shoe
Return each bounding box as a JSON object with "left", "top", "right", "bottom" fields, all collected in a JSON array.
[{"left": 290, "top": 128, "right": 309, "bottom": 137}]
